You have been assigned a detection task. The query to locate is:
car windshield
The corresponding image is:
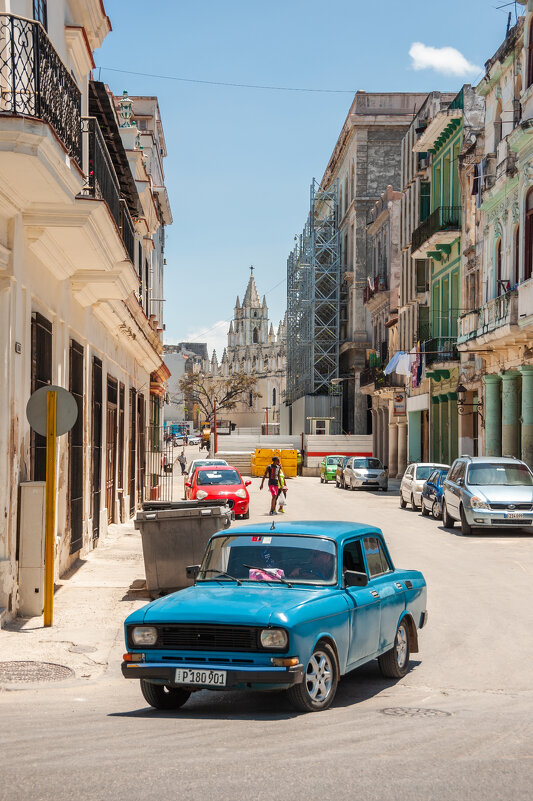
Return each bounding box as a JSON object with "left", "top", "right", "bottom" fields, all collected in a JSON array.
[
  {"left": 416, "top": 466, "right": 439, "bottom": 480},
  {"left": 326, "top": 457, "right": 343, "bottom": 466},
  {"left": 198, "top": 534, "right": 337, "bottom": 585},
  {"left": 352, "top": 458, "right": 382, "bottom": 470},
  {"left": 467, "top": 464, "right": 533, "bottom": 486},
  {"left": 197, "top": 469, "right": 242, "bottom": 486}
]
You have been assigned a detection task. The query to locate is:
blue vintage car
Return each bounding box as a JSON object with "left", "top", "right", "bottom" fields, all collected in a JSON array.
[{"left": 122, "top": 521, "right": 428, "bottom": 713}]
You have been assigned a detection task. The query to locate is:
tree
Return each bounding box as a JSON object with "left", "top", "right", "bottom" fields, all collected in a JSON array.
[{"left": 178, "top": 371, "right": 261, "bottom": 422}]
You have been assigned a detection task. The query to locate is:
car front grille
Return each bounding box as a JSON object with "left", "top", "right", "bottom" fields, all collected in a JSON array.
[
  {"left": 488, "top": 502, "right": 532, "bottom": 511},
  {"left": 491, "top": 519, "right": 532, "bottom": 525},
  {"left": 157, "top": 624, "right": 261, "bottom": 652}
]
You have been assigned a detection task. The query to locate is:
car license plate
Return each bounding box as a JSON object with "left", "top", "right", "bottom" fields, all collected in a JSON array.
[
  {"left": 175, "top": 668, "right": 226, "bottom": 686},
  {"left": 505, "top": 512, "right": 523, "bottom": 519}
]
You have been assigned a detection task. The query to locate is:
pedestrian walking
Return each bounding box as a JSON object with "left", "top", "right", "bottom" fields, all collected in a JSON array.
[
  {"left": 260, "top": 456, "right": 282, "bottom": 515},
  {"left": 177, "top": 450, "right": 187, "bottom": 475},
  {"left": 277, "top": 469, "right": 288, "bottom": 513}
]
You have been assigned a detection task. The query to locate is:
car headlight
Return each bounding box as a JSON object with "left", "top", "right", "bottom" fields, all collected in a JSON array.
[
  {"left": 196, "top": 490, "right": 208, "bottom": 500},
  {"left": 353, "top": 470, "right": 363, "bottom": 477},
  {"left": 131, "top": 626, "right": 158, "bottom": 646},
  {"left": 471, "top": 496, "right": 489, "bottom": 510},
  {"left": 235, "top": 489, "right": 247, "bottom": 499},
  {"left": 260, "top": 629, "right": 288, "bottom": 649},
  {"left": 378, "top": 471, "right": 385, "bottom": 477}
]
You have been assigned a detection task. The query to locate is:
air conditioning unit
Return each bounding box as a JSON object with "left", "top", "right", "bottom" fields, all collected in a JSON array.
[
  {"left": 418, "top": 157, "right": 428, "bottom": 170},
  {"left": 18, "top": 482, "right": 46, "bottom": 616}
]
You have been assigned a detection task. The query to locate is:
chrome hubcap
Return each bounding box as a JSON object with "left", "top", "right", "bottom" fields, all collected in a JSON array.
[
  {"left": 305, "top": 650, "right": 333, "bottom": 703},
  {"left": 396, "top": 625, "right": 408, "bottom": 668},
  {"left": 432, "top": 501, "right": 440, "bottom": 519}
]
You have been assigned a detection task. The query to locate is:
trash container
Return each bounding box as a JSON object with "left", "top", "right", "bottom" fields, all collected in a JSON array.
[{"left": 134, "top": 500, "right": 232, "bottom": 596}]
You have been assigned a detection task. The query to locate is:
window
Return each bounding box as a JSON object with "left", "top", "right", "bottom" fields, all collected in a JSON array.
[
  {"left": 525, "top": 189, "right": 533, "bottom": 281},
  {"left": 514, "top": 226, "right": 520, "bottom": 287},
  {"left": 272, "top": 387, "right": 276, "bottom": 407},
  {"left": 454, "top": 461, "right": 466, "bottom": 484},
  {"left": 416, "top": 260, "right": 427, "bottom": 292},
  {"left": 363, "top": 537, "right": 391, "bottom": 577},
  {"left": 248, "top": 391, "right": 253, "bottom": 407},
  {"left": 33, "top": 0, "right": 47, "bottom": 30},
  {"left": 69, "top": 340, "right": 84, "bottom": 554},
  {"left": 496, "top": 239, "right": 503, "bottom": 295},
  {"left": 494, "top": 100, "right": 502, "bottom": 148},
  {"left": 419, "top": 182, "right": 430, "bottom": 223},
  {"left": 30, "top": 312, "right": 52, "bottom": 481},
  {"left": 252, "top": 327, "right": 258, "bottom": 344},
  {"left": 342, "top": 540, "right": 365, "bottom": 573}
]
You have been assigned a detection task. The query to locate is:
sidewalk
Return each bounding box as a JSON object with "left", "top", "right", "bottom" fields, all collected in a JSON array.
[{"left": 0, "top": 520, "right": 147, "bottom": 685}]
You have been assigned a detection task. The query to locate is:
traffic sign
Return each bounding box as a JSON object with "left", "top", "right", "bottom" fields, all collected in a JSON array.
[{"left": 26, "top": 385, "right": 78, "bottom": 436}]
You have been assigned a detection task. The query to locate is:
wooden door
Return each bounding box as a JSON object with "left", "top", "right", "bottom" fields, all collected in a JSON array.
[{"left": 106, "top": 402, "right": 117, "bottom": 523}]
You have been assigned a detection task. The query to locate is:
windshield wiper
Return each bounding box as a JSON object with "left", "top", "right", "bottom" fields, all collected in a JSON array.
[
  {"left": 242, "top": 564, "right": 293, "bottom": 588},
  {"left": 200, "top": 569, "right": 242, "bottom": 586}
]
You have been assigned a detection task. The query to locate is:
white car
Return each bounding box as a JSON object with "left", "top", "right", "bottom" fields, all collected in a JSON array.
[
  {"left": 187, "top": 435, "right": 201, "bottom": 445},
  {"left": 400, "top": 462, "right": 449, "bottom": 510}
]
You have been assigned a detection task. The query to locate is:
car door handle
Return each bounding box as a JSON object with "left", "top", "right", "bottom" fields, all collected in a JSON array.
[{"left": 370, "top": 590, "right": 379, "bottom": 598}]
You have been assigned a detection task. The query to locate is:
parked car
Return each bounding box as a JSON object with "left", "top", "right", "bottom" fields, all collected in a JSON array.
[
  {"left": 420, "top": 468, "right": 449, "bottom": 519},
  {"left": 400, "top": 462, "right": 449, "bottom": 510},
  {"left": 186, "top": 465, "right": 252, "bottom": 518},
  {"left": 343, "top": 457, "right": 388, "bottom": 492},
  {"left": 442, "top": 455, "right": 533, "bottom": 535},
  {"left": 320, "top": 455, "right": 345, "bottom": 483},
  {"left": 184, "top": 458, "right": 228, "bottom": 499},
  {"left": 187, "top": 434, "right": 201, "bottom": 446},
  {"left": 335, "top": 457, "right": 351, "bottom": 489},
  {"left": 122, "top": 520, "right": 428, "bottom": 713}
]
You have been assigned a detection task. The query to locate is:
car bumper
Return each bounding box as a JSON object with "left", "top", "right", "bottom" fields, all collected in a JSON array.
[
  {"left": 352, "top": 478, "right": 387, "bottom": 489},
  {"left": 463, "top": 508, "right": 533, "bottom": 527},
  {"left": 122, "top": 660, "right": 304, "bottom": 688}
]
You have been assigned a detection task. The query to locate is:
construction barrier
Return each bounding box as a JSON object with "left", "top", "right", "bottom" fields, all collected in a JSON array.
[{"left": 251, "top": 448, "right": 298, "bottom": 478}]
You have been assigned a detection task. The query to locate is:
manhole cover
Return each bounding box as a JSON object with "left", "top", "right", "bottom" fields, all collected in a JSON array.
[
  {"left": 381, "top": 707, "right": 452, "bottom": 718},
  {"left": 0, "top": 661, "right": 74, "bottom": 684}
]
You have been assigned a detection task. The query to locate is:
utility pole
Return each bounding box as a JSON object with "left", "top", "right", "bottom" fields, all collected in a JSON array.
[
  {"left": 263, "top": 406, "right": 270, "bottom": 435},
  {"left": 213, "top": 399, "right": 218, "bottom": 456}
]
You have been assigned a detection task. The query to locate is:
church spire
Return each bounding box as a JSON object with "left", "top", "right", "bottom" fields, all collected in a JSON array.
[{"left": 243, "top": 269, "right": 261, "bottom": 308}]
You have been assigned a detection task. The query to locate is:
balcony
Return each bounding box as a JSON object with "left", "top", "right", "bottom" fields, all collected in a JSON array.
[
  {"left": 0, "top": 13, "right": 81, "bottom": 165},
  {"left": 363, "top": 275, "right": 388, "bottom": 305},
  {"left": 81, "top": 117, "right": 136, "bottom": 263},
  {"left": 359, "top": 365, "right": 404, "bottom": 391},
  {"left": 423, "top": 337, "right": 458, "bottom": 367},
  {"left": 457, "top": 290, "right": 518, "bottom": 347},
  {"left": 411, "top": 206, "right": 462, "bottom": 257}
]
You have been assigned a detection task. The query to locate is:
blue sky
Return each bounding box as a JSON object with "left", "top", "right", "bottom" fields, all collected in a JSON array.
[{"left": 96, "top": 0, "right": 517, "bottom": 357}]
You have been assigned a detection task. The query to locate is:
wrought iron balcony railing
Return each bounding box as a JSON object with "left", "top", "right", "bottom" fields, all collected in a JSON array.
[
  {"left": 423, "top": 337, "right": 458, "bottom": 366},
  {"left": 411, "top": 206, "right": 462, "bottom": 253},
  {"left": 82, "top": 117, "right": 136, "bottom": 264},
  {"left": 0, "top": 13, "right": 82, "bottom": 164}
]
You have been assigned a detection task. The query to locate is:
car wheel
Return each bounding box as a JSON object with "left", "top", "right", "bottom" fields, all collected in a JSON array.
[
  {"left": 242, "top": 509, "right": 250, "bottom": 520},
  {"left": 381, "top": 485, "right": 388, "bottom": 492},
  {"left": 400, "top": 493, "right": 407, "bottom": 509},
  {"left": 286, "top": 642, "right": 338, "bottom": 712},
  {"left": 421, "top": 501, "right": 430, "bottom": 516},
  {"left": 442, "top": 501, "right": 454, "bottom": 528},
  {"left": 460, "top": 505, "right": 473, "bottom": 536},
  {"left": 140, "top": 679, "right": 191, "bottom": 710},
  {"left": 432, "top": 500, "right": 442, "bottom": 520},
  {"left": 378, "top": 619, "right": 410, "bottom": 679},
  {"left": 410, "top": 493, "right": 418, "bottom": 511}
]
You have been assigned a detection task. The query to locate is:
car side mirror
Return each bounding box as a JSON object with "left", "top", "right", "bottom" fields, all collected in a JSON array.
[
  {"left": 457, "top": 477, "right": 464, "bottom": 486},
  {"left": 245, "top": 480, "right": 252, "bottom": 486},
  {"left": 384, "top": 466, "right": 388, "bottom": 471},
  {"left": 344, "top": 570, "right": 368, "bottom": 588},
  {"left": 185, "top": 482, "right": 192, "bottom": 488},
  {"left": 186, "top": 564, "right": 200, "bottom": 580}
]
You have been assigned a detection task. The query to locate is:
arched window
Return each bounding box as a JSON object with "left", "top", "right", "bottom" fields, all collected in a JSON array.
[
  {"left": 525, "top": 189, "right": 533, "bottom": 281},
  {"left": 528, "top": 24, "right": 533, "bottom": 88},
  {"left": 272, "top": 387, "right": 276, "bottom": 407},
  {"left": 494, "top": 98, "right": 502, "bottom": 148},
  {"left": 514, "top": 225, "right": 520, "bottom": 287},
  {"left": 252, "top": 327, "right": 258, "bottom": 344},
  {"left": 496, "top": 239, "right": 503, "bottom": 295}
]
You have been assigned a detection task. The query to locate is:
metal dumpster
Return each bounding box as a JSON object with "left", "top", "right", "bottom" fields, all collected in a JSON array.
[{"left": 134, "top": 500, "right": 232, "bottom": 596}]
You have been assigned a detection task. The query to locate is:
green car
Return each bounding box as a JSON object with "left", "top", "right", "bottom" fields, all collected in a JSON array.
[{"left": 320, "top": 455, "right": 345, "bottom": 483}]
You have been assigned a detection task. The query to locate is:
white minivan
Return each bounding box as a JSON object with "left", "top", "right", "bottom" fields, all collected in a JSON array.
[{"left": 400, "top": 462, "right": 449, "bottom": 510}]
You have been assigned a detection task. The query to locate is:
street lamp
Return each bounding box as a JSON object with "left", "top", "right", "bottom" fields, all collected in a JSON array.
[
  {"left": 263, "top": 406, "right": 270, "bottom": 435},
  {"left": 456, "top": 383, "right": 484, "bottom": 426}
]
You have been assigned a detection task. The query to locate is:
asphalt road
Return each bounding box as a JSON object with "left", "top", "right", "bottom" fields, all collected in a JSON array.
[{"left": 1, "top": 475, "right": 533, "bottom": 801}]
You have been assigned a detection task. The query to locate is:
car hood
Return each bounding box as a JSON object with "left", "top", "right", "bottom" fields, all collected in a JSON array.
[
  {"left": 138, "top": 584, "right": 333, "bottom": 627},
  {"left": 467, "top": 485, "right": 533, "bottom": 502},
  {"left": 195, "top": 484, "right": 246, "bottom": 495}
]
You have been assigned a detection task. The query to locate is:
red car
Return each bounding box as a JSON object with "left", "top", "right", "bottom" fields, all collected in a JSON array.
[{"left": 186, "top": 465, "right": 252, "bottom": 519}]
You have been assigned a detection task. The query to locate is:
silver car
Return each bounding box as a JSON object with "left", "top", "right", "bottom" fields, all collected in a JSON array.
[
  {"left": 343, "top": 457, "right": 388, "bottom": 491},
  {"left": 400, "top": 462, "right": 449, "bottom": 510},
  {"left": 442, "top": 455, "right": 533, "bottom": 535}
]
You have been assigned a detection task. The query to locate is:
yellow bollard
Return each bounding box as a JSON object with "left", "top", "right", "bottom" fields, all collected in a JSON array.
[{"left": 44, "top": 390, "right": 57, "bottom": 627}]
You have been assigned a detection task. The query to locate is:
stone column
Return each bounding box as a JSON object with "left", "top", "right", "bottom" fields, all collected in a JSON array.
[
  {"left": 388, "top": 421, "right": 398, "bottom": 477},
  {"left": 519, "top": 366, "right": 533, "bottom": 469},
  {"left": 501, "top": 372, "right": 520, "bottom": 458},
  {"left": 483, "top": 374, "right": 502, "bottom": 457},
  {"left": 371, "top": 407, "right": 378, "bottom": 459},
  {"left": 448, "top": 392, "right": 458, "bottom": 463},
  {"left": 397, "top": 421, "right": 408, "bottom": 477}
]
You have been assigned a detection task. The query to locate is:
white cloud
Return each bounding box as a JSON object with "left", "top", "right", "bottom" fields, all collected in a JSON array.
[
  {"left": 185, "top": 319, "right": 230, "bottom": 362},
  {"left": 409, "top": 42, "right": 481, "bottom": 77}
]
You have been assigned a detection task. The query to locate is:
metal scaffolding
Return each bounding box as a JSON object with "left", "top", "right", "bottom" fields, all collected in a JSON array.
[{"left": 286, "top": 179, "right": 341, "bottom": 405}]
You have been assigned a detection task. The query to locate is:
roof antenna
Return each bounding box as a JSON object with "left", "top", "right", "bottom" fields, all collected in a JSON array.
[
  {"left": 506, "top": 11, "right": 511, "bottom": 36},
  {"left": 270, "top": 520, "right": 275, "bottom": 530}
]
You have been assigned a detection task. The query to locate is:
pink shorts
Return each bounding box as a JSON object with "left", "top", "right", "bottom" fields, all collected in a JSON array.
[{"left": 268, "top": 485, "right": 279, "bottom": 497}]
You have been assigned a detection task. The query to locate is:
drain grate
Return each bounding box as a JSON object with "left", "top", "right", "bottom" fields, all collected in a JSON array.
[
  {"left": 0, "top": 661, "right": 74, "bottom": 684},
  {"left": 381, "top": 707, "right": 452, "bottom": 718}
]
